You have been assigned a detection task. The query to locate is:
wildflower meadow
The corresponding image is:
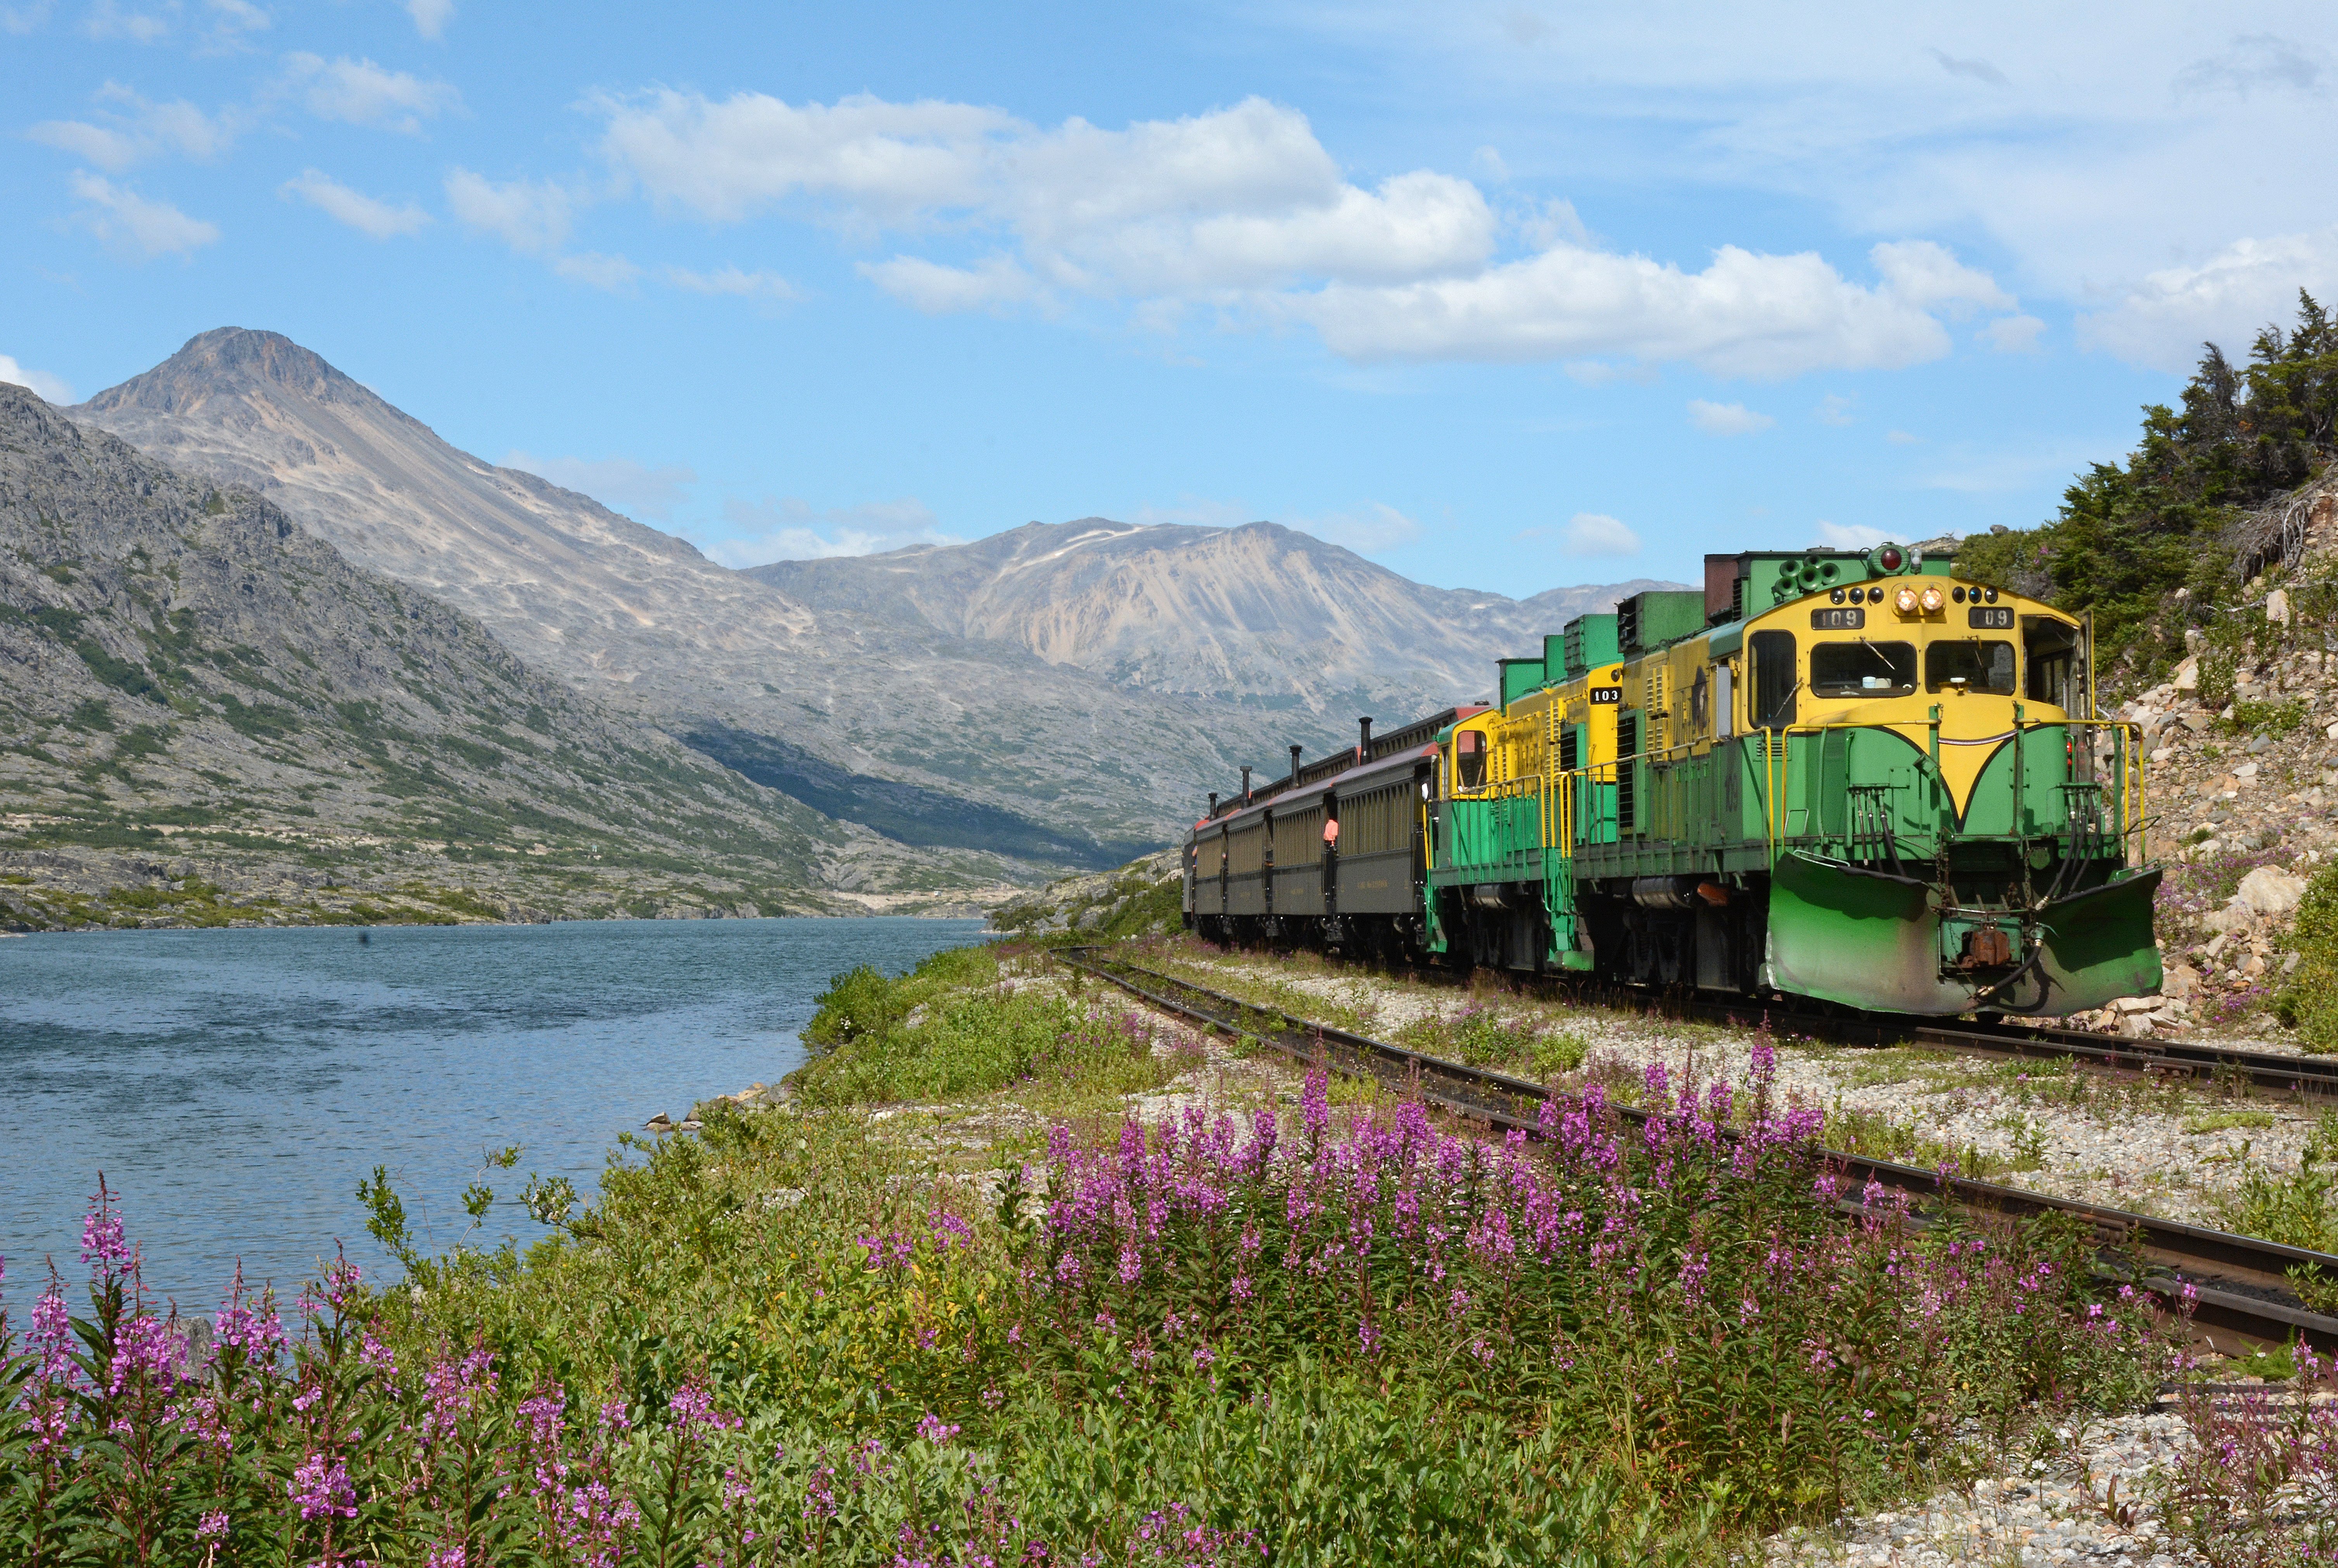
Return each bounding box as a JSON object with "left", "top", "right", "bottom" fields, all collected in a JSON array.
[{"left": 0, "top": 946, "right": 2308, "bottom": 1565}]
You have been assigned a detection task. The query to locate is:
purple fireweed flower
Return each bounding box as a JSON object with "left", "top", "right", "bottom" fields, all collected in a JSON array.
[
  {"left": 107, "top": 1311, "right": 189, "bottom": 1396},
  {"left": 668, "top": 1378, "right": 739, "bottom": 1438},
  {"left": 81, "top": 1190, "right": 132, "bottom": 1278},
  {"left": 289, "top": 1452, "right": 357, "bottom": 1520},
  {"left": 31, "top": 1285, "right": 75, "bottom": 1378},
  {"left": 1301, "top": 1066, "right": 1330, "bottom": 1140}
]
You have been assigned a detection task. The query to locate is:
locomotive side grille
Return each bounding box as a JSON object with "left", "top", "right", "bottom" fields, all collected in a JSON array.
[{"left": 1615, "top": 712, "right": 1640, "bottom": 831}]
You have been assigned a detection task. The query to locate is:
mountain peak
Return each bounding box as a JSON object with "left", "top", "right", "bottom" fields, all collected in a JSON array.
[{"left": 77, "top": 327, "right": 377, "bottom": 418}]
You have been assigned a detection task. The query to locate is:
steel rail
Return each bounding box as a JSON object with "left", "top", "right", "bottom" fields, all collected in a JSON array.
[
  {"left": 1059, "top": 946, "right": 2338, "bottom": 1352},
  {"left": 1782, "top": 1008, "right": 2338, "bottom": 1097}
]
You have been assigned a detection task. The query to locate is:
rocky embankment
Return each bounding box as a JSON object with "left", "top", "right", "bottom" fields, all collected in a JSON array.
[
  {"left": 987, "top": 847, "right": 1182, "bottom": 937},
  {"left": 2091, "top": 623, "right": 2338, "bottom": 1036}
]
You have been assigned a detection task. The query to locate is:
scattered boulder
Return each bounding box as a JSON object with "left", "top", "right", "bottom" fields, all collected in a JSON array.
[{"left": 2236, "top": 866, "right": 2307, "bottom": 917}]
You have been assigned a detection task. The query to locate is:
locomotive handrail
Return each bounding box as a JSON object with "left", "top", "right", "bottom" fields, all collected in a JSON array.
[
  {"left": 1436, "top": 717, "right": 2146, "bottom": 872},
  {"left": 1750, "top": 717, "right": 2146, "bottom": 865}
]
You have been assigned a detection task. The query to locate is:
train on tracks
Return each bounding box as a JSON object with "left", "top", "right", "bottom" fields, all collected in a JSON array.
[{"left": 1182, "top": 544, "right": 2162, "bottom": 1017}]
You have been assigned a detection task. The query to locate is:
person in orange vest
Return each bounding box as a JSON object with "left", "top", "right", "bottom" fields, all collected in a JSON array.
[{"left": 1322, "top": 816, "right": 1340, "bottom": 852}]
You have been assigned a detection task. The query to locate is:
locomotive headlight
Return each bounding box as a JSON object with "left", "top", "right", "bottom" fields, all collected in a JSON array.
[
  {"left": 1918, "top": 585, "right": 1945, "bottom": 614},
  {"left": 1894, "top": 585, "right": 1920, "bottom": 615}
]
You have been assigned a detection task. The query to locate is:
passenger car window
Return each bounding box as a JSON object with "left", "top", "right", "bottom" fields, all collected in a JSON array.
[
  {"left": 1925, "top": 639, "right": 2016, "bottom": 694},
  {"left": 1455, "top": 729, "right": 1487, "bottom": 790},
  {"left": 1810, "top": 640, "right": 1916, "bottom": 698},
  {"left": 1749, "top": 631, "right": 1797, "bottom": 729}
]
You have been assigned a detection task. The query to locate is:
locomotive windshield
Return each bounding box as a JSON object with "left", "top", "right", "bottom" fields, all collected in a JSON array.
[
  {"left": 1810, "top": 640, "right": 1916, "bottom": 697},
  {"left": 1925, "top": 639, "right": 2016, "bottom": 693}
]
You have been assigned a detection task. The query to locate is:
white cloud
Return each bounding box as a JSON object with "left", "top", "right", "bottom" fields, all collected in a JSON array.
[
  {"left": 1274, "top": 8, "right": 2338, "bottom": 373},
  {"left": 1297, "top": 239, "right": 1981, "bottom": 376},
  {"left": 3, "top": 2, "right": 55, "bottom": 34},
  {"left": 862, "top": 254, "right": 1037, "bottom": 314},
  {"left": 1981, "top": 313, "right": 2046, "bottom": 352},
  {"left": 1815, "top": 392, "right": 1855, "bottom": 425},
  {"left": 1868, "top": 240, "right": 2012, "bottom": 317},
  {"left": 597, "top": 89, "right": 1015, "bottom": 224},
  {"left": 1283, "top": 503, "right": 1421, "bottom": 556},
  {"left": 444, "top": 168, "right": 572, "bottom": 254},
  {"left": 578, "top": 87, "right": 2024, "bottom": 378},
  {"left": 405, "top": 0, "right": 450, "bottom": 40},
  {"left": 279, "top": 168, "right": 428, "bottom": 238},
  {"left": 552, "top": 252, "right": 639, "bottom": 290},
  {"left": 713, "top": 495, "right": 957, "bottom": 565},
  {"left": 601, "top": 92, "right": 1498, "bottom": 296},
  {"left": 1688, "top": 398, "right": 1774, "bottom": 435},
  {"left": 29, "top": 85, "right": 241, "bottom": 169},
  {"left": 2174, "top": 33, "right": 2327, "bottom": 100},
  {"left": 1812, "top": 520, "right": 1889, "bottom": 548},
  {"left": 29, "top": 119, "right": 140, "bottom": 168},
  {"left": 664, "top": 264, "right": 800, "bottom": 301},
  {"left": 1886, "top": 429, "right": 1922, "bottom": 445},
  {"left": 0, "top": 354, "right": 74, "bottom": 402},
  {"left": 2078, "top": 228, "right": 2338, "bottom": 372},
  {"left": 82, "top": 0, "right": 171, "bottom": 43},
  {"left": 203, "top": 0, "right": 264, "bottom": 41},
  {"left": 1533, "top": 512, "right": 1640, "bottom": 557},
  {"left": 285, "top": 53, "right": 458, "bottom": 133},
  {"left": 67, "top": 171, "right": 218, "bottom": 257},
  {"left": 505, "top": 451, "right": 696, "bottom": 520}
]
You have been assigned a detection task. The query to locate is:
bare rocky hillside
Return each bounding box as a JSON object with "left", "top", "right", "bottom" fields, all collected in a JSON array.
[
  {"left": 750, "top": 518, "right": 1676, "bottom": 711},
  {"left": 0, "top": 383, "right": 1003, "bottom": 929}
]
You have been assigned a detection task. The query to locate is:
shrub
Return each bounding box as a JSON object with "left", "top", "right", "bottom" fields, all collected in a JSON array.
[{"left": 2275, "top": 863, "right": 2338, "bottom": 1050}]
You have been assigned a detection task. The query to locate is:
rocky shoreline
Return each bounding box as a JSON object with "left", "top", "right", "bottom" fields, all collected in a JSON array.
[{"left": 0, "top": 842, "right": 1007, "bottom": 931}]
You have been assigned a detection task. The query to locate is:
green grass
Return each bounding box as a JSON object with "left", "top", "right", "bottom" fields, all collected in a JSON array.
[
  {"left": 2184, "top": 1109, "right": 2277, "bottom": 1135},
  {"left": 794, "top": 944, "right": 1176, "bottom": 1109}
]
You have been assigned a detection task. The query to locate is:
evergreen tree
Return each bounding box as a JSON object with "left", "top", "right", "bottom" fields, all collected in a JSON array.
[{"left": 1957, "top": 290, "right": 2338, "bottom": 679}]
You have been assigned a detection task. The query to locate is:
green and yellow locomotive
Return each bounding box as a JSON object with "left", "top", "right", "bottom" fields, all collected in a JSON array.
[{"left": 1184, "top": 544, "right": 2160, "bottom": 1018}]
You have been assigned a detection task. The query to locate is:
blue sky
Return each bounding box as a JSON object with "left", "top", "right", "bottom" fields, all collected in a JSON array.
[{"left": 5, "top": 2, "right": 2336, "bottom": 595}]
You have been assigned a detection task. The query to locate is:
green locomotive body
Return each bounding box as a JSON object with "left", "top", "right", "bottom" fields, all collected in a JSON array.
[{"left": 1185, "top": 544, "right": 2161, "bottom": 1018}]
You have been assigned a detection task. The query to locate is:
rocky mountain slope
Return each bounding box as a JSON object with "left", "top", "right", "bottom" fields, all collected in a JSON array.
[
  {"left": 75, "top": 330, "right": 1674, "bottom": 862},
  {"left": 0, "top": 383, "right": 1000, "bottom": 930},
  {"left": 750, "top": 520, "right": 1674, "bottom": 711},
  {"left": 66, "top": 333, "right": 1284, "bottom": 865}
]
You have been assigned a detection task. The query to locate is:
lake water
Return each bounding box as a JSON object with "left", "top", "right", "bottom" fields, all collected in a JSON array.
[{"left": 0, "top": 917, "right": 988, "bottom": 1311}]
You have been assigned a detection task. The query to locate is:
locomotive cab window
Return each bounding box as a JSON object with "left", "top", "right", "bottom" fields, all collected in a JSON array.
[
  {"left": 1749, "top": 630, "right": 1798, "bottom": 729},
  {"left": 2023, "top": 617, "right": 2081, "bottom": 710},
  {"left": 1455, "top": 729, "right": 1487, "bottom": 790},
  {"left": 1810, "top": 640, "right": 1915, "bottom": 698},
  {"left": 1925, "top": 639, "right": 2015, "bottom": 694}
]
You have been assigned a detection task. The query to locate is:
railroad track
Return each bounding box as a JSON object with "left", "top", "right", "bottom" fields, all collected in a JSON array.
[
  {"left": 1739, "top": 1000, "right": 2338, "bottom": 1097},
  {"left": 1058, "top": 946, "right": 2338, "bottom": 1354},
  {"left": 1189, "top": 942, "right": 2338, "bottom": 1097}
]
